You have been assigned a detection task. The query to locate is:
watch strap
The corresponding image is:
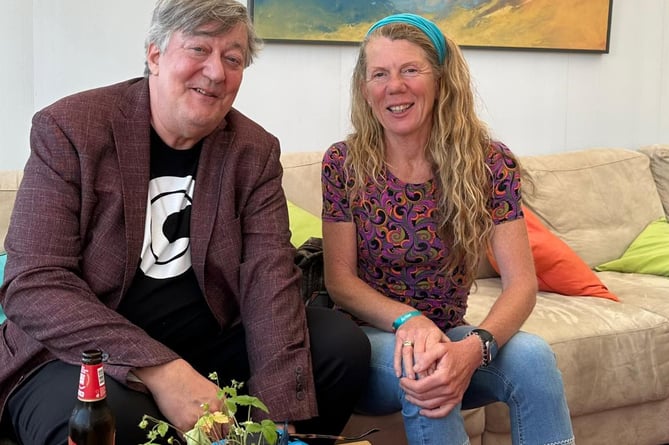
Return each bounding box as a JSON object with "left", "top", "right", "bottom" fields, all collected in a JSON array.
[{"left": 466, "top": 328, "right": 497, "bottom": 367}]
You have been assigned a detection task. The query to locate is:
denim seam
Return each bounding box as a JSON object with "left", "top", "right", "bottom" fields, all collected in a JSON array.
[
  {"left": 476, "top": 364, "right": 525, "bottom": 444},
  {"left": 477, "top": 364, "right": 574, "bottom": 445},
  {"left": 544, "top": 438, "right": 575, "bottom": 445}
]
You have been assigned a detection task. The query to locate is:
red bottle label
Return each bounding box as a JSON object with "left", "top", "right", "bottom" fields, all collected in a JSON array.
[{"left": 77, "top": 363, "right": 107, "bottom": 402}]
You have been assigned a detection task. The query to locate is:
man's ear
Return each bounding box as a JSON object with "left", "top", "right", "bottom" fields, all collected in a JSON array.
[{"left": 146, "top": 43, "right": 161, "bottom": 76}]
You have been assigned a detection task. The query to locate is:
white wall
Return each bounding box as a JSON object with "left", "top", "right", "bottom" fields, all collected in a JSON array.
[
  {"left": 1, "top": 0, "right": 668, "bottom": 170},
  {"left": 32, "top": 0, "right": 154, "bottom": 110},
  {"left": 1, "top": 1, "right": 33, "bottom": 171}
]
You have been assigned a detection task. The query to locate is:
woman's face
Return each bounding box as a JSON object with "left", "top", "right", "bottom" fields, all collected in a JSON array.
[{"left": 363, "top": 36, "right": 437, "bottom": 146}]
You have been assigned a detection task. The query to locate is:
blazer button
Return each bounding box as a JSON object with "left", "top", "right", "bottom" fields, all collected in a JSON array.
[
  {"left": 295, "top": 366, "right": 304, "bottom": 383},
  {"left": 295, "top": 366, "right": 305, "bottom": 400}
]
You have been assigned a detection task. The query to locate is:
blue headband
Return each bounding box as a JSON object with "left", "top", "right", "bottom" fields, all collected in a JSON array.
[{"left": 366, "top": 13, "right": 447, "bottom": 64}]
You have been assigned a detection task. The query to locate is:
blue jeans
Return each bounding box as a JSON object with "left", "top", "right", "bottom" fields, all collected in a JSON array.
[{"left": 357, "top": 326, "right": 574, "bottom": 445}]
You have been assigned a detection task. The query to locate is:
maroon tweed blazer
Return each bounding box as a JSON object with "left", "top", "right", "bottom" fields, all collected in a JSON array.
[{"left": 0, "top": 78, "right": 317, "bottom": 424}]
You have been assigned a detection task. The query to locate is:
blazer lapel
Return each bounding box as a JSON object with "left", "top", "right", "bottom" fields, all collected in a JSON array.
[
  {"left": 190, "top": 125, "right": 235, "bottom": 287},
  {"left": 108, "top": 80, "right": 237, "bottom": 301},
  {"left": 111, "top": 79, "right": 152, "bottom": 296}
]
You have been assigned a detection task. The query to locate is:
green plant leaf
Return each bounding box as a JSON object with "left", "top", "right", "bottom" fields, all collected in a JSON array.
[
  {"left": 221, "top": 385, "right": 239, "bottom": 398},
  {"left": 227, "top": 395, "right": 269, "bottom": 413},
  {"left": 224, "top": 398, "right": 238, "bottom": 416},
  {"left": 260, "top": 420, "right": 278, "bottom": 445},
  {"left": 185, "top": 426, "right": 212, "bottom": 445},
  {"left": 138, "top": 379, "right": 277, "bottom": 445},
  {"left": 157, "top": 422, "right": 170, "bottom": 438}
]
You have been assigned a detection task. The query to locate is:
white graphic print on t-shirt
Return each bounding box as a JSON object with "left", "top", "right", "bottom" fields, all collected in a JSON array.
[{"left": 140, "top": 175, "right": 195, "bottom": 279}]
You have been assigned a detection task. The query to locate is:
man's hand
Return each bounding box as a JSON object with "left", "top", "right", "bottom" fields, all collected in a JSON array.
[{"left": 134, "top": 359, "right": 223, "bottom": 433}]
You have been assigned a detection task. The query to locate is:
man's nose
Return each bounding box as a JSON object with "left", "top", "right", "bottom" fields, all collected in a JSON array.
[{"left": 203, "top": 54, "right": 226, "bottom": 82}]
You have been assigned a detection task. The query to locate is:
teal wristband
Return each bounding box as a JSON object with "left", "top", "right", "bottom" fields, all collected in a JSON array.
[{"left": 392, "top": 310, "right": 422, "bottom": 332}]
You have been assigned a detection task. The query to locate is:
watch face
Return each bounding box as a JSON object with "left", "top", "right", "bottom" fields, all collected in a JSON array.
[
  {"left": 471, "top": 329, "right": 494, "bottom": 366},
  {"left": 474, "top": 329, "right": 493, "bottom": 343}
]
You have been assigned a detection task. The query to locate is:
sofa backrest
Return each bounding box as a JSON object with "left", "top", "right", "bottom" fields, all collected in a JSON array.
[
  {"left": 521, "top": 147, "right": 665, "bottom": 268},
  {"left": 5, "top": 148, "right": 661, "bottom": 264},
  {"left": 0, "top": 170, "right": 23, "bottom": 253},
  {"left": 280, "top": 147, "right": 666, "bottom": 271},
  {"left": 280, "top": 151, "right": 324, "bottom": 217},
  {"left": 639, "top": 144, "right": 669, "bottom": 218}
]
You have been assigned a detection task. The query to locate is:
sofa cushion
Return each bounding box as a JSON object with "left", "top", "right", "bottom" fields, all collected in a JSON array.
[
  {"left": 467, "top": 279, "right": 669, "bottom": 418},
  {"left": 0, "top": 170, "right": 23, "bottom": 253},
  {"left": 595, "top": 217, "right": 669, "bottom": 277},
  {"left": 487, "top": 206, "right": 618, "bottom": 301},
  {"left": 640, "top": 144, "right": 669, "bottom": 218},
  {"left": 287, "top": 201, "right": 322, "bottom": 247},
  {"left": 484, "top": 396, "right": 669, "bottom": 445},
  {"left": 596, "top": 270, "right": 669, "bottom": 319},
  {"left": 520, "top": 148, "right": 665, "bottom": 268}
]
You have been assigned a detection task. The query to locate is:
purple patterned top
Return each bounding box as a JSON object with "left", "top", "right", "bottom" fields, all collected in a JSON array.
[{"left": 322, "top": 140, "right": 523, "bottom": 330}]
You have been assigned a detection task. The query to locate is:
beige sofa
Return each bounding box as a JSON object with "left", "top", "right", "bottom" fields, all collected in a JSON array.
[
  {"left": 281, "top": 145, "right": 669, "bottom": 445},
  {"left": 0, "top": 170, "right": 23, "bottom": 255},
  {"left": 1, "top": 146, "right": 668, "bottom": 445}
]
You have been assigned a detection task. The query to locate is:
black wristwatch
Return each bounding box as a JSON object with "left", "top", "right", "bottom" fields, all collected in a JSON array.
[{"left": 466, "top": 328, "right": 497, "bottom": 367}]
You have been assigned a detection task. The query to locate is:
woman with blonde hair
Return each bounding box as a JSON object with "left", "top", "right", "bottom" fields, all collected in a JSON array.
[{"left": 321, "top": 13, "right": 574, "bottom": 445}]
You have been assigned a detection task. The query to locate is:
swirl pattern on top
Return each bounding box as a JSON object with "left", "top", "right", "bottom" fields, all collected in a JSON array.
[{"left": 322, "top": 140, "right": 522, "bottom": 330}]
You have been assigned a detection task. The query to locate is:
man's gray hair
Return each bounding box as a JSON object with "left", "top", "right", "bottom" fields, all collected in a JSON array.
[{"left": 144, "top": 0, "right": 260, "bottom": 76}]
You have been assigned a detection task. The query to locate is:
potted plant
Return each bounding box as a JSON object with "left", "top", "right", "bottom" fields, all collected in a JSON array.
[{"left": 138, "top": 373, "right": 279, "bottom": 445}]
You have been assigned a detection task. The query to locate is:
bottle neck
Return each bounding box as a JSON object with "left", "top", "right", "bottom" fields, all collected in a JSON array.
[{"left": 77, "top": 362, "right": 108, "bottom": 402}]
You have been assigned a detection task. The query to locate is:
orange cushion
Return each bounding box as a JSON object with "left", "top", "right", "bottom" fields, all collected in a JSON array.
[{"left": 487, "top": 206, "right": 619, "bottom": 301}]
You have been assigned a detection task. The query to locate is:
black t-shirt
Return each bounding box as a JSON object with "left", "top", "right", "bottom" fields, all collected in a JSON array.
[{"left": 118, "top": 129, "right": 220, "bottom": 356}]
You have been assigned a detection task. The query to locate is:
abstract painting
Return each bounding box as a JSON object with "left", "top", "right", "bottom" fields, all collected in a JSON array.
[{"left": 250, "top": 0, "right": 613, "bottom": 53}]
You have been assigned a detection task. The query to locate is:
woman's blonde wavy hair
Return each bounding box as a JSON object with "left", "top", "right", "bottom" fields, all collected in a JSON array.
[{"left": 346, "top": 23, "right": 498, "bottom": 287}]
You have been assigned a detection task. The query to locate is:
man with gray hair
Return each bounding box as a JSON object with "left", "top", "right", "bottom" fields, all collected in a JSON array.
[{"left": 0, "top": 1, "right": 370, "bottom": 444}]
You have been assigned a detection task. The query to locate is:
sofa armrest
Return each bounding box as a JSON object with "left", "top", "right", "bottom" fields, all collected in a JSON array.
[{"left": 0, "top": 170, "right": 24, "bottom": 252}]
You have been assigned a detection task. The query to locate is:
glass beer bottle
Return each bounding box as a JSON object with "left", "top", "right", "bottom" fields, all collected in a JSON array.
[{"left": 68, "top": 349, "right": 116, "bottom": 445}]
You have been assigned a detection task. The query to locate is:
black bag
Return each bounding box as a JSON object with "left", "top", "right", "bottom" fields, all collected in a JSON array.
[{"left": 294, "top": 237, "right": 333, "bottom": 308}]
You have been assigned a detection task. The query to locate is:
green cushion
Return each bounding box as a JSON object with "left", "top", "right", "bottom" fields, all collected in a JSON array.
[
  {"left": 287, "top": 201, "right": 322, "bottom": 248},
  {"left": 0, "top": 253, "right": 6, "bottom": 324},
  {"left": 595, "top": 217, "right": 669, "bottom": 276}
]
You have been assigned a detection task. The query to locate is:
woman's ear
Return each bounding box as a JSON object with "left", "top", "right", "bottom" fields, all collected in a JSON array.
[{"left": 361, "top": 83, "right": 370, "bottom": 105}]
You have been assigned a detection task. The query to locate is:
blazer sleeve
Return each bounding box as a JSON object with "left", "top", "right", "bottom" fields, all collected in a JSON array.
[
  {"left": 234, "top": 138, "right": 319, "bottom": 421},
  {"left": 2, "top": 104, "right": 179, "bottom": 384}
]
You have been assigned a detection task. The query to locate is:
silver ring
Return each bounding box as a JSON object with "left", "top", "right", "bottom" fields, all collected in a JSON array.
[{"left": 402, "top": 340, "right": 414, "bottom": 347}]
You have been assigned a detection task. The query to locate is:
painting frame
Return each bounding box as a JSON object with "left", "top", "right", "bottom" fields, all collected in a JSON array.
[{"left": 249, "top": 0, "right": 613, "bottom": 53}]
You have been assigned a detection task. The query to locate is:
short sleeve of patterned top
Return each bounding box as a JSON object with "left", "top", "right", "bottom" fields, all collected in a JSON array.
[{"left": 321, "top": 140, "right": 524, "bottom": 330}]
